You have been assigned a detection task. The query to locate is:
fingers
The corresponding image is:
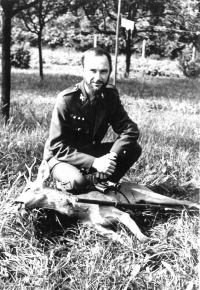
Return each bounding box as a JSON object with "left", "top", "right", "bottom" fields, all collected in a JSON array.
[
  {"left": 106, "top": 161, "right": 116, "bottom": 171},
  {"left": 105, "top": 154, "right": 117, "bottom": 173},
  {"left": 95, "top": 172, "right": 108, "bottom": 180},
  {"left": 109, "top": 159, "right": 117, "bottom": 166},
  {"left": 103, "top": 159, "right": 116, "bottom": 175}
]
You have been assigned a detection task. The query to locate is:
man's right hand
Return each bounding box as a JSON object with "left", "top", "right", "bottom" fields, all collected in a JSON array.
[{"left": 92, "top": 153, "right": 117, "bottom": 177}]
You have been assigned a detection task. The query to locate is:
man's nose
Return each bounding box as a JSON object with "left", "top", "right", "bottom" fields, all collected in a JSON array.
[{"left": 94, "top": 71, "right": 101, "bottom": 81}]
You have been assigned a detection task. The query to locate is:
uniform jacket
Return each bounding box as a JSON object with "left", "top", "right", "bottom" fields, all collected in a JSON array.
[{"left": 43, "top": 80, "right": 139, "bottom": 172}]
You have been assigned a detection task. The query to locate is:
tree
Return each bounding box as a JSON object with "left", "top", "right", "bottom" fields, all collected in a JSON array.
[
  {"left": 70, "top": 0, "right": 199, "bottom": 76},
  {"left": 70, "top": 0, "right": 166, "bottom": 75},
  {"left": 0, "top": 0, "right": 39, "bottom": 123},
  {"left": 18, "top": 0, "right": 69, "bottom": 80}
]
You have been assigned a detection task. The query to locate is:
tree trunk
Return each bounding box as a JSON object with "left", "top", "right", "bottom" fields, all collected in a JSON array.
[
  {"left": 142, "top": 39, "right": 146, "bottom": 59},
  {"left": 1, "top": 11, "right": 12, "bottom": 123},
  {"left": 125, "top": 30, "right": 132, "bottom": 77},
  {"left": 191, "top": 45, "right": 196, "bottom": 61},
  {"left": 38, "top": 31, "right": 43, "bottom": 80}
]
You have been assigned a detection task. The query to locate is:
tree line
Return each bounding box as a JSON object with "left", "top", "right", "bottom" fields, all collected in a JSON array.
[{"left": 1, "top": 0, "right": 200, "bottom": 123}]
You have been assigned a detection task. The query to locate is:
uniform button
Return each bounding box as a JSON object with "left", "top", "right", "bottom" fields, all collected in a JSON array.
[
  {"left": 77, "top": 128, "right": 81, "bottom": 131},
  {"left": 123, "top": 151, "right": 126, "bottom": 154},
  {"left": 93, "top": 141, "right": 96, "bottom": 145},
  {"left": 73, "top": 116, "right": 76, "bottom": 119},
  {"left": 78, "top": 117, "right": 81, "bottom": 120},
  {"left": 82, "top": 118, "right": 84, "bottom": 121}
]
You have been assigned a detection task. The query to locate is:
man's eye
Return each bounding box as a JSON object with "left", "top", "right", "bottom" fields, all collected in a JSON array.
[
  {"left": 101, "top": 70, "right": 108, "bottom": 74},
  {"left": 90, "top": 69, "right": 96, "bottom": 73}
]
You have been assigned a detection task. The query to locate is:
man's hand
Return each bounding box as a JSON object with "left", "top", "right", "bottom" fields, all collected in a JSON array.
[
  {"left": 92, "top": 152, "right": 118, "bottom": 179},
  {"left": 108, "top": 152, "right": 118, "bottom": 160}
]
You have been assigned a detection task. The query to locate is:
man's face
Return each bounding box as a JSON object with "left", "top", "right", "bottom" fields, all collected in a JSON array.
[{"left": 82, "top": 53, "right": 111, "bottom": 96}]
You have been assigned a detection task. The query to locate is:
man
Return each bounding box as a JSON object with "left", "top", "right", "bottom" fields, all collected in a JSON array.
[{"left": 43, "top": 47, "right": 141, "bottom": 192}]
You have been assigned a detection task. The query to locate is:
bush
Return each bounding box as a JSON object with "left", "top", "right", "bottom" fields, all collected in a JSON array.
[
  {"left": 64, "top": 33, "right": 117, "bottom": 53},
  {"left": 129, "top": 58, "right": 183, "bottom": 78},
  {"left": 178, "top": 56, "right": 200, "bottom": 78},
  {"left": 43, "top": 28, "right": 65, "bottom": 48},
  {"left": 178, "top": 45, "right": 200, "bottom": 78},
  {"left": 10, "top": 45, "right": 31, "bottom": 69},
  {"left": 149, "top": 54, "right": 161, "bottom": 60}
]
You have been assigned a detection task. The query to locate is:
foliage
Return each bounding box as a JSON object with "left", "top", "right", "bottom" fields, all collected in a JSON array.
[
  {"left": 178, "top": 47, "right": 200, "bottom": 77},
  {"left": 10, "top": 0, "right": 200, "bottom": 68},
  {"left": 11, "top": 17, "right": 37, "bottom": 47},
  {"left": 18, "top": 0, "right": 69, "bottom": 34},
  {"left": 10, "top": 45, "right": 31, "bottom": 69},
  {"left": 68, "top": 0, "right": 200, "bottom": 75},
  {"left": 16, "top": 0, "right": 70, "bottom": 79},
  {"left": 130, "top": 58, "right": 183, "bottom": 78},
  {"left": 179, "top": 59, "right": 200, "bottom": 77}
]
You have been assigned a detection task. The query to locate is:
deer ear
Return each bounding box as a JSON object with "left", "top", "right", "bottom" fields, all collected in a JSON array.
[{"left": 36, "top": 160, "right": 50, "bottom": 184}]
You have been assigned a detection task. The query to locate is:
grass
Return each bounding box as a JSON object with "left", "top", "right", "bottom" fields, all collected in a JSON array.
[{"left": 0, "top": 48, "right": 199, "bottom": 289}]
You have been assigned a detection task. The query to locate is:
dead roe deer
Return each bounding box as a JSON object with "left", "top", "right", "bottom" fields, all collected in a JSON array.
[{"left": 15, "top": 160, "right": 199, "bottom": 243}]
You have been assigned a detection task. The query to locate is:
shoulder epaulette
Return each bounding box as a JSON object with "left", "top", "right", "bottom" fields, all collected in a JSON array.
[
  {"left": 57, "top": 85, "right": 79, "bottom": 98},
  {"left": 106, "top": 83, "right": 118, "bottom": 95}
]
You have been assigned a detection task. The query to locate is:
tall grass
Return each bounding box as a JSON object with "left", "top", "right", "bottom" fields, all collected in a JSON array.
[{"left": 0, "top": 49, "right": 199, "bottom": 289}]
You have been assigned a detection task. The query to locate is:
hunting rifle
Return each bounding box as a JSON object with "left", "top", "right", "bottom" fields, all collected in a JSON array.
[
  {"left": 63, "top": 172, "right": 200, "bottom": 213},
  {"left": 74, "top": 197, "right": 199, "bottom": 213}
]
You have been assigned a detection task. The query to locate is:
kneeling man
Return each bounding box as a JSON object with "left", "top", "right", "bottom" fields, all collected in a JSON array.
[{"left": 43, "top": 47, "right": 141, "bottom": 192}]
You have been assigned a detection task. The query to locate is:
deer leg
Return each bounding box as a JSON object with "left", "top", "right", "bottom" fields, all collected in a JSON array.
[
  {"left": 119, "top": 212, "right": 149, "bottom": 243},
  {"left": 92, "top": 224, "right": 124, "bottom": 244},
  {"left": 104, "top": 208, "right": 149, "bottom": 243}
]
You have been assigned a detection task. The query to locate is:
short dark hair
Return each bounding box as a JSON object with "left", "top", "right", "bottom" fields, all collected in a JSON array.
[{"left": 81, "top": 47, "right": 112, "bottom": 72}]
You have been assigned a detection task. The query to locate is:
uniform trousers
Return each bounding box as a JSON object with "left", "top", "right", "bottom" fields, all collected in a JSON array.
[{"left": 49, "top": 142, "right": 142, "bottom": 193}]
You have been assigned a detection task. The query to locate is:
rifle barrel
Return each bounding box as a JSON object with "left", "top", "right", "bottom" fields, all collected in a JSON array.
[{"left": 75, "top": 198, "right": 199, "bottom": 212}]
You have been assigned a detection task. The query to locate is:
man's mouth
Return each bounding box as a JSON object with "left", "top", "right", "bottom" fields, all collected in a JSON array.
[{"left": 93, "top": 82, "right": 103, "bottom": 87}]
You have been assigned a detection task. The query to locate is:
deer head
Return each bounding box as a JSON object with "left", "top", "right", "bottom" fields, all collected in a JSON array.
[
  {"left": 24, "top": 159, "right": 50, "bottom": 191},
  {"left": 16, "top": 159, "right": 77, "bottom": 213},
  {"left": 15, "top": 159, "right": 51, "bottom": 208}
]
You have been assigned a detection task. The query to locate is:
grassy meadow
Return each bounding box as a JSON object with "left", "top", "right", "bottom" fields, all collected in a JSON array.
[{"left": 0, "top": 48, "right": 199, "bottom": 289}]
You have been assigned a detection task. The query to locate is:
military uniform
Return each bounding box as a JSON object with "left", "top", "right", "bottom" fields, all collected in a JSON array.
[{"left": 43, "top": 80, "right": 141, "bottom": 187}]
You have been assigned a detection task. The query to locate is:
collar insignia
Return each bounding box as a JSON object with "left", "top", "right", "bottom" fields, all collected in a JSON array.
[{"left": 80, "top": 93, "right": 86, "bottom": 103}]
